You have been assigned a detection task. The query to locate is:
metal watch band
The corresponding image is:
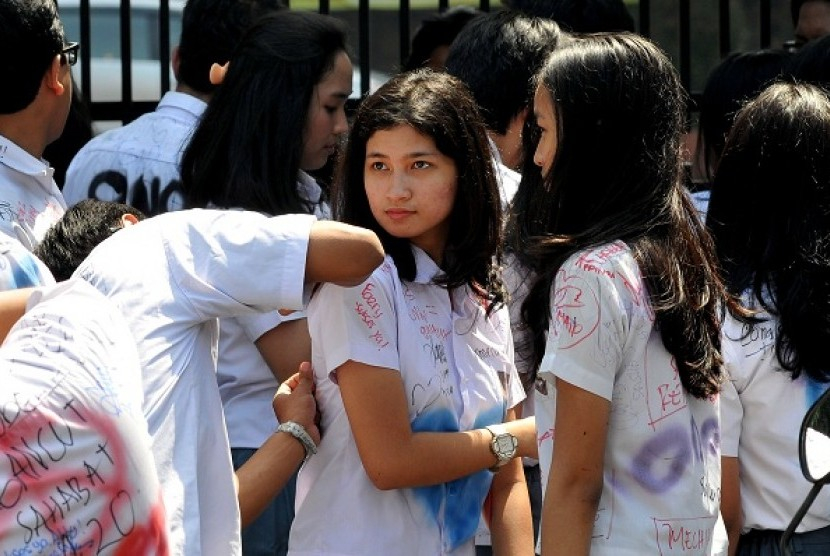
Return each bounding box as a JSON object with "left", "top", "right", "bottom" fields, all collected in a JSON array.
[{"left": 277, "top": 421, "right": 318, "bottom": 462}]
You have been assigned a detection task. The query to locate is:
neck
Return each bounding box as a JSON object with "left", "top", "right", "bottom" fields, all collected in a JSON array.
[
  {"left": 175, "top": 82, "right": 212, "bottom": 104},
  {"left": 0, "top": 113, "right": 47, "bottom": 159}
]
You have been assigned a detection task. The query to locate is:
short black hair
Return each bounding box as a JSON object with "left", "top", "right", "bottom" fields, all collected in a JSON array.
[
  {"left": 176, "top": 0, "right": 284, "bottom": 94},
  {"left": 402, "top": 7, "right": 480, "bottom": 71},
  {"left": 445, "top": 10, "right": 562, "bottom": 134},
  {"left": 506, "top": 0, "right": 635, "bottom": 33},
  {"left": 0, "top": 0, "right": 65, "bottom": 114},
  {"left": 35, "top": 199, "right": 147, "bottom": 281}
]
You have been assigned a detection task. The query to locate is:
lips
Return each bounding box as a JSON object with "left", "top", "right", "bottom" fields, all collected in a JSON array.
[{"left": 385, "top": 209, "right": 414, "bottom": 221}]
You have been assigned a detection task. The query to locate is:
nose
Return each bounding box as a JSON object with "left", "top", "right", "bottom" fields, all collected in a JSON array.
[
  {"left": 334, "top": 106, "right": 349, "bottom": 136},
  {"left": 533, "top": 142, "right": 545, "bottom": 169},
  {"left": 387, "top": 172, "right": 411, "bottom": 201}
]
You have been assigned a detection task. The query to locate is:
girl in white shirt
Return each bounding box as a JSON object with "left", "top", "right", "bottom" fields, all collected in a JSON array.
[
  {"left": 708, "top": 82, "right": 830, "bottom": 555},
  {"left": 510, "top": 33, "right": 741, "bottom": 555},
  {"left": 289, "top": 69, "right": 536, "bottom": 555},
  {"left": 179, "top": 11, "right": 353, "bottom": 554}
]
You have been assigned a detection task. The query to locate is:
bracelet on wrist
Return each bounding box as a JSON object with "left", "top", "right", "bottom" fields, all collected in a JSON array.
[{"left": 277, "top": 421, "right": 318, "bottom": 462}]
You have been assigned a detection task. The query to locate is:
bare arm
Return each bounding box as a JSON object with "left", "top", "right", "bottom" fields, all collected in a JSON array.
[
  {"left": 306, "top": 222, "right": 384, "bottom": 287},
  {"left": 337, "top": 361, "right": 532, "bottom": 490},
  {"left": 541, "top": 378, "right": 609, "bottom": 556},
  {"left": 255, "top": 318, "right": 311, "bottom": 383},
  {"left": 0, "top": 288, "right": 34, "bottom": 342},
  {"left": 235, "top": 363, "right": 319, "bottom": 527},
  {"left": 488, "top": 408, "right": 534, "bottom": 555},
  {"left": 721, "top": 456, "right": 742, "bottom": 556}
]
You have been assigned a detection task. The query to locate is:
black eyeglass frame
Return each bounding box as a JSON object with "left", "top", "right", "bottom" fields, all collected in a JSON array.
[{"left": 60, "top": 42, "right": 80, "bottom": 66}]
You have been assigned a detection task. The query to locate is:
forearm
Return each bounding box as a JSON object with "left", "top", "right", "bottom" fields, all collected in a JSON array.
[
  {"left": 488, "top": 458, "right": 534, "bottom": 555},
  {"left": 721, "top": 456, "right": 742, "bottom": 556},
  {"left": 0, "top": 287, "right": 34, "bottom": 342},
  {"left": 540, "top": 474, "right": 600, "bottom": 556},
  {"left": 235, "top": 430, "right": 306, "bottom": 527},
  {"left": 305, "top": 222, "right": 384, "bottom": 287}
]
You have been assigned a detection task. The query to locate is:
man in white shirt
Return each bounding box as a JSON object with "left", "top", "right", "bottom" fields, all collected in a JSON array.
[
  {"left": 62, "top": 0, "right": 283, "bottom": 215},
  {"left": 34, "top": 201, "right": 384, "bottom": 555},
  {"left": 445, "top": 10, "right": 563, "bottom": 207},
  {"left": 0, "top": 0, "right": 70, "bottom": 250}
]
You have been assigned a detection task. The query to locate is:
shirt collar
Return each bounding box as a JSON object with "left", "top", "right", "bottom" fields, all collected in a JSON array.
[
  {"left": 157, "top": 91, "right": 208, "bottom": 120},
  {"left": 411, "top": 244, "right": 442, "bottom": 284},
  {"left": 0, "top": 133, "right": 53, "bottom": 179}
]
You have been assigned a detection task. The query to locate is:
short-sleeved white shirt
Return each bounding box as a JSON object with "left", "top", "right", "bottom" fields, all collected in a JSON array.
[
  {"left": 535, "top": 242, "right": 721, "bottom": 555},
  {"left": 0, "top": 280, "right": 168, "bottom": 555},
  {"left": 0, "top": 134, "right": 66, "bottom": 251},
  {"left": 720, "top": 304, "right": 830, "bottom": 534},
  {"left": 219, "top": 173, "right": 329, "bottom": 450},
  {"left": 74, "top": 209, "right": 315, "bottom": 556},
  {"left": 290, "top": 247, "right": 524, "bottom": 556},
  {"left": 63, "top": 92, "right": 206, "bottom": 215},
  {"left": 0, "top": 235, "right": 54, "bottom": 290}
]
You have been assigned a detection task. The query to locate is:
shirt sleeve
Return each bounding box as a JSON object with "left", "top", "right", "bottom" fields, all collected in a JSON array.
[
  {"left": 307, "top": 259, "right": 401, "bottom": 382},
  {"left": 719, "top": 312, "right": 747, "bottom": 458},
  {"left": 167, "top": 211, "right": 315, "bottom": 317},
  {"left": 538, "top": 253, "right": 630, "bottom": 401}
]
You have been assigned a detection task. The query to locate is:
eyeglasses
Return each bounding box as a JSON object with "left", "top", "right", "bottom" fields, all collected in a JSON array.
[{"left": 60, "top": 42, "right": 80, "bottom": 66}]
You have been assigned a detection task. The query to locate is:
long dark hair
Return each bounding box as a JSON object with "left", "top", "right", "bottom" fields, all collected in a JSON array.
[
  {"left": 333, "top": 69, "right": 505, "bottom": 309},
  {"left": 181, "top": 10, "right": 348, "bottom": 214},
  {"left": 509, "top": 33, "right": 735, "bottom": 399},
  {"left": 707, "top": 81, "right": 830, "bottom": 382}
]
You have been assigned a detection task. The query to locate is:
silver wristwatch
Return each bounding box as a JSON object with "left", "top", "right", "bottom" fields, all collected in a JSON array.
[
  {"left": 277, "top": 421, "right": 318, "bottom": 462},
  {"left": 485, "top": 424, "right": 518, "bottom": 472}
]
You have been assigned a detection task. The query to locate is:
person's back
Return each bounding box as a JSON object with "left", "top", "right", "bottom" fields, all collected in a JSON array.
[
  {"left": 0, "top": 0, "right": 71, "bottom": 250},
  {"left": 62, "top": 0, "right": 283, "bottom": 216},
  {"left": 708, "top": 82, "right": 830, "bottom": 554},
  {"left": 0, "top": 279, "right": 169, "bottom": 555}
]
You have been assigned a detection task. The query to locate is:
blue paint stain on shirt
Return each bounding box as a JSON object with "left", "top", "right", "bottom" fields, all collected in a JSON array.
[{"left": 410, "top": 405, "right": 505, "bottom": 551}]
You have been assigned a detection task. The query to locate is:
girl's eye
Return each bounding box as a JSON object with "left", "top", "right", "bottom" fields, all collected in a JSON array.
[
  {"left": 325, "top": 106, "right": 338, "bottom": 114},
  {"left": 412, "top": 160, "right": 431, "bottom": 169},
  {"left": 369, "top": 161, "right": 387, "bottom": 171}
]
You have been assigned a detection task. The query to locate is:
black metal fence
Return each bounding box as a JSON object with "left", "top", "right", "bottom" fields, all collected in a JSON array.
[{"left": 60, "top": 0, "right": 795, "bottom": 126}]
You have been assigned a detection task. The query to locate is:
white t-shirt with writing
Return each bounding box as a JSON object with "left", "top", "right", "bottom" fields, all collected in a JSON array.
[
  {"left": 0, "top": 280, "right": 168, "bottom": 555},
  {"left": 74, "top": 209, "right": 314, "bottom": 556},
  {"left": 291, "top": 247, "right": 525, "bottom": 556},
  {"left": 720, "top": 305, "right": 830, "bottom": 533},
  {"left": 535, "top": 241, "right": 721, "bottom": 555},
  {"left": 0, "top": 134, "right": 66, "bottom": 251}
]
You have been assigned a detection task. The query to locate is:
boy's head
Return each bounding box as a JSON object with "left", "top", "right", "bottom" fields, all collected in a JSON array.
[
  {"left": 175, "top": 0, "right": 285, "bottom": 95},
  {"left": 35, "top": 200, "right": 146, "bottom": 281},
  {"left": 0, "top": 0, "right": 66, "bottom": 115}
]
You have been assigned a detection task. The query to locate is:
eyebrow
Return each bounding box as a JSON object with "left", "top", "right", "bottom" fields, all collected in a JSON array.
[{"left": 366, "top": 150, "right": 439, "bottom": 158}]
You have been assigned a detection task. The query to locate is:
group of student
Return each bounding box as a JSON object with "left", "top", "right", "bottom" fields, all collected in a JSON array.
[{"left": 2, "top": 0, "right": 830, "bottom": 555}]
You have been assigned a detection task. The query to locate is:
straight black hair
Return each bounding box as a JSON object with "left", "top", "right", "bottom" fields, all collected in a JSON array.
[
  {"left": 707, "top": 81, "right": 830, "bottom": 382},
  {"left": 333, "top": 69, "right": 505, "bottom": 309},
  {"left": 181, "top": 11, "right": 348, "bottom": 215},
  {"left": 510, "top": 33, "right": 738, "bottom": 399}
]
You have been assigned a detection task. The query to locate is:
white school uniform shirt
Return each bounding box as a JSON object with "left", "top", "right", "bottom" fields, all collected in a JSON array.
[
  {"left": 63, "top": 91, "right": 206, "bottom": 215},
  {"left": 219, "top": 171, "right": 330, "bottom": 450},
  {"left": 535, "top": 241, "right": 721, "bottom": 556},
  {"left": 0, "top": 280, "right": 168, "bottom": 555},
  {"left": 74, "top": 209, "right": 315, "bottom": 556},
  {"left": 720, "top": 302, "right": 830, "bottom": 534},
  {"left": 0, "top": 134, "right": 66, "bottom": 251},
  {"left": 487, "top": 137, "right": 520, "bottom": 209},
  {"left": 290, "top": 247, "right": 525, "bottom": 556}
]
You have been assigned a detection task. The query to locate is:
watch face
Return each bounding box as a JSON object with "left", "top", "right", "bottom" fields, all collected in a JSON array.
[{"left": 494, "top": 434, "right": 517, "bottom": 457}]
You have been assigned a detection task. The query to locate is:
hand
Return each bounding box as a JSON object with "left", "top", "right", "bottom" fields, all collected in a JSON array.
[{"left": 273, "top": 362, "right": 321, "bottom": 445}]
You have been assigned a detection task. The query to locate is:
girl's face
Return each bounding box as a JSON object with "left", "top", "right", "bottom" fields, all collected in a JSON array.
[
  {"left": 364, "top": 124, "right": 458, "bottom": 263},
  {"left": 301, "top": 50, "right": 353, "bottom": 171},
  {"left": 533, "top": 83, "right": 559, "bottom": 178}
]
